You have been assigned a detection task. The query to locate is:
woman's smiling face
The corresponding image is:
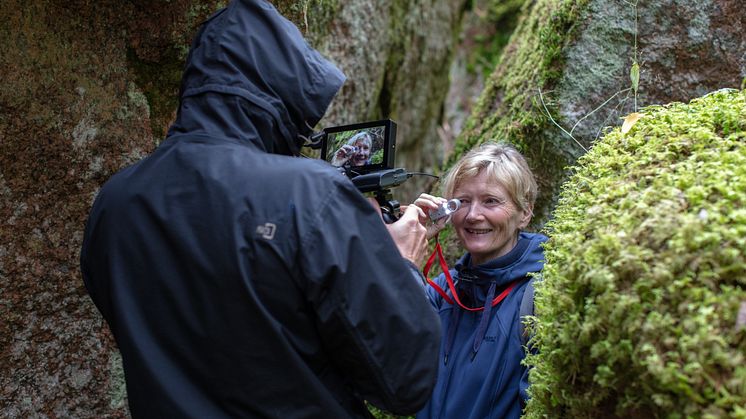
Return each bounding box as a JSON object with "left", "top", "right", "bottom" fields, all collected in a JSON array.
[
  {"left": 351, "top": 138, "right": 371, "bottom": 165},
  {"left": 451, "top": 170, "right": 531, "bottom": 265}
]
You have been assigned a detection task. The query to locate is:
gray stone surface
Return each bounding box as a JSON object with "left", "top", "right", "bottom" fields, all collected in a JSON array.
[{"left": 0, "top": 0, "right": 468, "bottom": 416}]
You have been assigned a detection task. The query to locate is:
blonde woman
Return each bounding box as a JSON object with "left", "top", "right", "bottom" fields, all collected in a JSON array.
[{"left": 415, "top": 142, "right": 547, "bottom": 419}]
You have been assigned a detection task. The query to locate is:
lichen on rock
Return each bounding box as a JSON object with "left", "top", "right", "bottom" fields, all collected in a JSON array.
[{"left": 525, "top": 89, "right": 746, "bottom": 418}]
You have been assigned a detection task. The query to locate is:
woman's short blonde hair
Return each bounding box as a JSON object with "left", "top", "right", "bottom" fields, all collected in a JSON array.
[
  {"left": 346, "top": 131, "right": 372, "bottom": 147},
  {"left": 441, "top": 142, "right": 538, "bottom": 213}
]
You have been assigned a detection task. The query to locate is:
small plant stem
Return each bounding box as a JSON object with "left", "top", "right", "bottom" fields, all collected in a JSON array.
[
  {"left": 538, "top": 88, "right": 589, "bottom": 153},
  {"left": 570, "top": 87, "right": 633, "bottom": 135}
]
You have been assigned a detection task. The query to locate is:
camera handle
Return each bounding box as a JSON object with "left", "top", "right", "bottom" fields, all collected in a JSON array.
[
  {"left": 374, "top": 189, "right": 400, "bottom": 224},
  {"left": 351, "top": 168, "right": 410, "bottom": 224}
]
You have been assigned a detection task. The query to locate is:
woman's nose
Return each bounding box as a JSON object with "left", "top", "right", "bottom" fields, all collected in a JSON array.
[{"left": 464, "top": 203, "right": 483, "bottom": 221}]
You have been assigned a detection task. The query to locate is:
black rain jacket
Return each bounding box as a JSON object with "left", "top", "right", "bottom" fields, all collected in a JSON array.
[{"left": 80, "top": 1, "right": 441, "bottom": 417}]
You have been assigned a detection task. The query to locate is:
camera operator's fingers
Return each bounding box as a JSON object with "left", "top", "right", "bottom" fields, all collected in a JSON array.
[
  {"left": 408, "top": 203, "right": 427, "bottom": 222},
  {"left": 331, "top": 156, "right": 348, "bottom": 166},
  {"left": 399, "top": 203, "right": 430, "bottom": 223},
  {"left": 387, "top": 205, "right": 428, "bottom": 266}
]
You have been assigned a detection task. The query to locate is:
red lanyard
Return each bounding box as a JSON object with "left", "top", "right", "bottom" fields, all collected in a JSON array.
[{"left": 423, "top": 238, "right": 518, "bottom": 311}]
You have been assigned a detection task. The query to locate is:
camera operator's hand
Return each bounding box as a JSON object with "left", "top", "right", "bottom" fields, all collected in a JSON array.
[
  {"left": 384, "top": 204, "right": 429, "bottom": 266},
  {"left": 330, "top": 145, "right": 356, "bottom": 167},
  {"left": 413, "top": 193, "right": 449, "bottom": 239}
]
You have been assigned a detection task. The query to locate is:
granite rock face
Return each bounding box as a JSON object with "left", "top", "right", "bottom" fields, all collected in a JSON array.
[
  {"left": 0, "top": 1, "right": 219, "bottom": 416},
  {"left": 0, "top": 0, "right": 467, "bottom": 416}
]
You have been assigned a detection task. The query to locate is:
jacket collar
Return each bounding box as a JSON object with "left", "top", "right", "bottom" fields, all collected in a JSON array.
[{"left": 454, "top": 232, "right": 544, "bottom": 289}]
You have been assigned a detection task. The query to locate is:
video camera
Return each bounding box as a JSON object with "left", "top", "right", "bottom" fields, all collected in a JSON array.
[{"left": 317, "top": 119, "right": 411, "bottom": 223}]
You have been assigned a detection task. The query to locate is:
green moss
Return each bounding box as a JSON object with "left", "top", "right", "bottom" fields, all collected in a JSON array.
[
  {"left": 464, "top": 0, "right": 526, "bottom": 80},
  {"left": 524, "top": 89, "right": 746, "bottom": 418},
  {"left": 186, "top": 1, "right": 229, "bottom": 34}
]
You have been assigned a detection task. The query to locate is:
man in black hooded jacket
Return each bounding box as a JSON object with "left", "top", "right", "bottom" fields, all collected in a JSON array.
[{"left": 80, "top": 1, "right": 441, "bottom": 417}]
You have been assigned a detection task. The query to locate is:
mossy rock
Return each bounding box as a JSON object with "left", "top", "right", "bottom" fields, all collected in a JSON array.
[
  {"left": 449, "top": 0, "right": 746, "bottom": 232},
  {"left": 525, "top": 89, "right": 746, "bottom": 418}
]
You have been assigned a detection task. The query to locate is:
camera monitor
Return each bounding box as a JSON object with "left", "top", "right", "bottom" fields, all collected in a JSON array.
[{"left": 320, "top": 119, "right": 396, "bottom": 175}]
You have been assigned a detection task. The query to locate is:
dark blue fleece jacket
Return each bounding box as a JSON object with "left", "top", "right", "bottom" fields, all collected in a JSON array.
[{"left": 417, "top": 232, "right": 547, "bottom": 419}]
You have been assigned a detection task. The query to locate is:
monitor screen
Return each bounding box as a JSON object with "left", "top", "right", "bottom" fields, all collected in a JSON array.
[{"left": 320, "top": 119, "right": 396, "bottom": 174}]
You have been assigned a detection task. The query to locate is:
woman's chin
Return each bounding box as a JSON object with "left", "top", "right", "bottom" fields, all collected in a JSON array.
[
  {"left": 462, "top": 242, "right": 490, "bottom": 257},
  {"left": 460, "top": 233, "right": 493, "bottom": 249}
]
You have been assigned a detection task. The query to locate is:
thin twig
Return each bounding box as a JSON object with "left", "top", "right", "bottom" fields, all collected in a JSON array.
[
  {"left": 570, "top": 87, "right": 633, "bottom": 135},
  {"left": 594, "top": 90, "right": 631, "bottom": 142},
  {"left": 538, "top": 88, "right": 589, "bottom": 153},
  {"left": 303, "top": 1, "right": 309, "bottom": 34}
]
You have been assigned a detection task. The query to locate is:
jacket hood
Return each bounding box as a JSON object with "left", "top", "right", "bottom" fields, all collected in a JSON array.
[{"left": 167, "top": 0, "right": 346, "bottom": 155}]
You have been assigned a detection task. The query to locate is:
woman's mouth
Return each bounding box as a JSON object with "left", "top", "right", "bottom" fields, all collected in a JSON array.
[{"left": 465, "top": 228, "right": 492, "bottom": 235}]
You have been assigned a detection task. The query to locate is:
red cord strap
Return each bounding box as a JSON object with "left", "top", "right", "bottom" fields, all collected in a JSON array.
[{"left": 423, "top": 239, "right": 518, "bottom": 312}]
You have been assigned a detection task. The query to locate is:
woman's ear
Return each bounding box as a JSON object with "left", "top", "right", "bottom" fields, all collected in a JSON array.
[{"left": 518, "top": 204, "right": 533, "bottom": 229}]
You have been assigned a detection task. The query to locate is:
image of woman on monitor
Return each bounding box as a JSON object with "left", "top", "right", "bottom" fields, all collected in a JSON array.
[{"left": 330, "top": 131, "right": 372, "bottom": 167}]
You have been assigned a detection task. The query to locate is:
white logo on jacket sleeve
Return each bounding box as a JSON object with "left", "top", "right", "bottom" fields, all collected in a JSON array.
[{"left": 256, "top": 223, "right": 276, "bottom": 240}]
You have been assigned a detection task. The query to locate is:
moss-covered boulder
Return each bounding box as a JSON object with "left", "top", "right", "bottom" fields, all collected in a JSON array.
[
  {"left": 450, "top": 0, "right": 746, "bottom": 228},
  {"left": 525, "top": 89, "right": 746, "bottom": 418}
]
